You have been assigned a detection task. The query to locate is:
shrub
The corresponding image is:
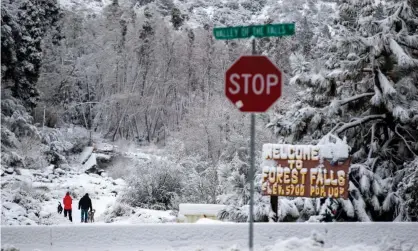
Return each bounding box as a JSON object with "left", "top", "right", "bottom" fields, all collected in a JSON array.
[
  {"left": 32, "top": 106, "right": 58, "bottom": 128},
  {"left": 119, "top": 157, "right": 183, "bottom": 210}
]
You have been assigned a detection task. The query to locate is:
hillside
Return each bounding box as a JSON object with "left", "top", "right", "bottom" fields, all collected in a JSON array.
[{"left": 1, "top": 0, "right": 417, "bottom": 227}]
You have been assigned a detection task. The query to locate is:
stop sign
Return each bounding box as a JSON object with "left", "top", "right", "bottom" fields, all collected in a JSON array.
[{"left": 225, "top": 56, "right": 282, "bottom": 112}]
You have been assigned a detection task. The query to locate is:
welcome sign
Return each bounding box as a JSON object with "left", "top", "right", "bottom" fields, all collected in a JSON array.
[{"left": 261, "top": 144, "right": 350, "bottom": 199}]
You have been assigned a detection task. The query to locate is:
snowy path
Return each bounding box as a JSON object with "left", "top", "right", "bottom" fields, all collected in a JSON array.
[{"left": 37, "top": 169, "right": 125, "bottom": 225}]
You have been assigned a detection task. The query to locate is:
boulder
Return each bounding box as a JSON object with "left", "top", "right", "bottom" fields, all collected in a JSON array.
[{"left": 4, "top": 168, "right": 14, "bottom": 175}]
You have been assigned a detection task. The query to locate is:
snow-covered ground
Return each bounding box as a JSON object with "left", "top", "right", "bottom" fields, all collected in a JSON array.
[
  {"left": 2, "top": 222, "right": 418, "bottom": 251},
  {"left": 1, "top": 143, "right": 176, "bottom": 226},
  {"left": 1, "top": 163, "right": 125, "bottom": 225}
]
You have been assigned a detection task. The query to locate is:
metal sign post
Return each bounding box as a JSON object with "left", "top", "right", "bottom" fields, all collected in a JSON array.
[
  {"left": 214, "top": 23, "right": 295, "bottom": 251},
  {"left": 249, "top": 38, "right": 256, "bottom": 251}
]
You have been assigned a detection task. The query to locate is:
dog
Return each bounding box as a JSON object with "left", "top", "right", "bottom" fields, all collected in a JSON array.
[
  {"left": 57, "top": 202, "right": 63, "bottom": 214},
  {"left": 88, "top": 209, "right": 96, "bottom": 223}
]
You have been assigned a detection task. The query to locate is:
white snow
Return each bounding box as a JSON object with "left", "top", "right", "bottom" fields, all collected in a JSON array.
[
  {"left": 101, "top": 207, "right": 176, "bottom": 224},
  {"left": 79, "top": 146, "right": 94, "bottom": 164},
  {"left": 94, "top": 142, "right": 114, "bottom": 152},
  {"left": 95, "top": 153, "right": 111, "bottom": 160},
  {"left": 377, "top": 68, "right": 396, "bottom": 95},
  {"left": 37, "top": 171, "right": 123, "bottom": 225},
  {"left": 389, "top": 38, "right": 418, "bottom": 68},
  {"left": 2, "top": 223, "right": 418, "bottom": 251},
  {"left": 262, "top": 134, "right": 350, "bottom": 162},
  {"left": 58, "top": 0, "right": 114, "bottom": 14},
  {"left": 1, "top": 162, "right": 125, "bottom": 226},
  {"left": 194, "top": 218, "right": 232, "bottom": 224},
  {"left": 81, "top": 153, "right": 97, "bottom": 172},
  {"left": 179, "top": 203, "right": 226, "bottom": 216}
]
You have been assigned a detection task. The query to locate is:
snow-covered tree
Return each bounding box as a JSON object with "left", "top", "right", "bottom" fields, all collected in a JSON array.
[
  {"left": 120, "top": 156, "right": 183, "bottom": 210},
  {"left": 1, "top": 0, "right": 61, "bottom": 109},
  {"left": 269, "top": 0, "right": 418, "bottom": 221},
  {"left": 297, "top": 16, "right": 314, "bottom": 56}
]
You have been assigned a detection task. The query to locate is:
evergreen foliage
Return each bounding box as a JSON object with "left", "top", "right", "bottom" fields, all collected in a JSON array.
[{"left": 269, "top": 0, "right": 418, "bottom": 221}]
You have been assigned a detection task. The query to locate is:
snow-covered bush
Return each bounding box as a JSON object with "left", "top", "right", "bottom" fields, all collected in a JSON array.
[
  {"left": 16, "top": 136, "right": 49, "bottom": 169},
  {"left": 102, "top": 202, "right": 135, "bottom": 223},
  {"left": 269, "top": 0, "right": 418, "bottom": 222},
  {"left": 1, "top": 98, "right": 43, "bottom": 169},
  {"left": 1, "top": 99, "right": 39, "bottom": 139},
  {"left": 1, "top": 181, "right": 45, "bottom": 225},
  {"left": 119, "top": 156, "right": 183, "bottom": 210},
  {"left": 397, "top": 158, "right": 418, "bottom": 221},
  {"left": 1, "top": 97, "right": 85, "bottom": 171},
  {"left": 31, "top": 106, "right": 58, "bottom": 128},
  {"left": 1, "top": 245, "right": 20, "bottom": 251}
]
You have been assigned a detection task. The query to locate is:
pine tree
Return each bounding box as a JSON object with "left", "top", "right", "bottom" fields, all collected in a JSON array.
[
  {"left": 270, "top": 0, "right": 418, "bottom": 221},
  {"left": 1, "top": 0, "right": 61, "bottom": 109},
  {"left": 171, "top": 7, "right": 187, "bottom": 30},
  {"left": 156, "top": 0, "right": 175, "bottom": 16},
  {"left": 298, "top": 16, "right": 314, "bottom": 56}
]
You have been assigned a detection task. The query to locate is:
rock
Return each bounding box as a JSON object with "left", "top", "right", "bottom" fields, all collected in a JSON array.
[
  {"left": 39, "top": 211, "right": 50, "bottom": 218},
  {"left": 40, "top": 178, "right": 50, "bottom": 183},
  {"left": 55, "top": 168, "right": 65, "bottom": 175},
  {"left": 44, "top": 165, "right": 55, "bottom": 174},
  {"left": 94, "top": 143, "right": 114, "bottom": 153},
  {"left": 114, "top": 178, "right": 126, "bottom": 186},
  {"left": 5, "top": 168, "right": 14, "bottom": 175},
  {"left": 27, "top": 212, "right": 38, "bottom": 221},
  {"left": 60, "top": 164, "right": 71, "bottom": 171},
  {"left": 32, "top": 170, "right": 43, "bottom": 177},
  {"left": 96, "top": 153, "right": 111, "bottom": 161}
]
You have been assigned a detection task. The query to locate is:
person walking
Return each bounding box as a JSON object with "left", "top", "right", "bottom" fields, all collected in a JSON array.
[
  {"left": 79, "top": 193, "right": 93, "bottom": 223},
  {"left": 63, "top": 192, "right": 73, "bottom": 222}
]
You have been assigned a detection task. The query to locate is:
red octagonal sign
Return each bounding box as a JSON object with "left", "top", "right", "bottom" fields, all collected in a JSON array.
[{"left": 225, "top": 55, "right": 282, "bottom": 112}]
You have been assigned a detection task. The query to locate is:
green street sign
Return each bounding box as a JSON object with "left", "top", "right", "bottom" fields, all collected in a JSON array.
[{"left": 213, "top": 23, "right": 295, "bottom": 40}]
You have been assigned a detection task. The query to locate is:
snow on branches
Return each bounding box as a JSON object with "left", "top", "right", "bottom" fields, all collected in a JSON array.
[{"left": 270, "top": 0, "right": 418, "bottom": 222}]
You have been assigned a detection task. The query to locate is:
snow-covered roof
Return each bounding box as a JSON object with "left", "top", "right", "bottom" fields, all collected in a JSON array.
[
  {"left": 262, "top": 134, "right": 350, "bottom": 162},
  {"left": 179, "top": 204, "right": 226, "bottom": 216}
]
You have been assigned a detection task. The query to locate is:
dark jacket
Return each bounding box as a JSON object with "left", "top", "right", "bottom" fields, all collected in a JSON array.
[{"left": 78, "top": 194, "right": 93, "bottom": 211}]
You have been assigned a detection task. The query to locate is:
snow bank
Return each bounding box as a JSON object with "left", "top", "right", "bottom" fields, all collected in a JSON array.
[
  {"left": 101, "top": 206, "right": 176, "bottom": 224},
  {"left": 2, "top": 223, "right": 418, "bottom": 251},
  {"left": 95, "top": 153, "right": 111, "bottom": 160},
  {"left": 79, "top": 146, "right": 94, "bottom": 164},
  {"left": 195, "top": 218, "right": 232, "bottom": 224},
  {"left": 81, "top": 153, "right": 97, "bottom": 172},
  {"left": 94, "top": 143, "right": 114, "bottom": 152}
]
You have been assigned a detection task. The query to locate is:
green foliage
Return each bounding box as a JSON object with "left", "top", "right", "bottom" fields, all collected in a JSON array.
[
  {"left": 1, "top": 0, "right": 61, "bottom": 109},
  {"left": 270, "top": 0, "right": 418, "bottom": 222}
]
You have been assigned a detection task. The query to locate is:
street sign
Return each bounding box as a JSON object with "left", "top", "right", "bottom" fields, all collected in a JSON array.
[
  {"left": 213, "top": 23, "right": 295, "bottom": 40},
  {"left": 225, "top": 55, "right": 282, "bottom": 112},
  {"left": 216, "top": 22, "right": 294, "bottom": 251}
]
